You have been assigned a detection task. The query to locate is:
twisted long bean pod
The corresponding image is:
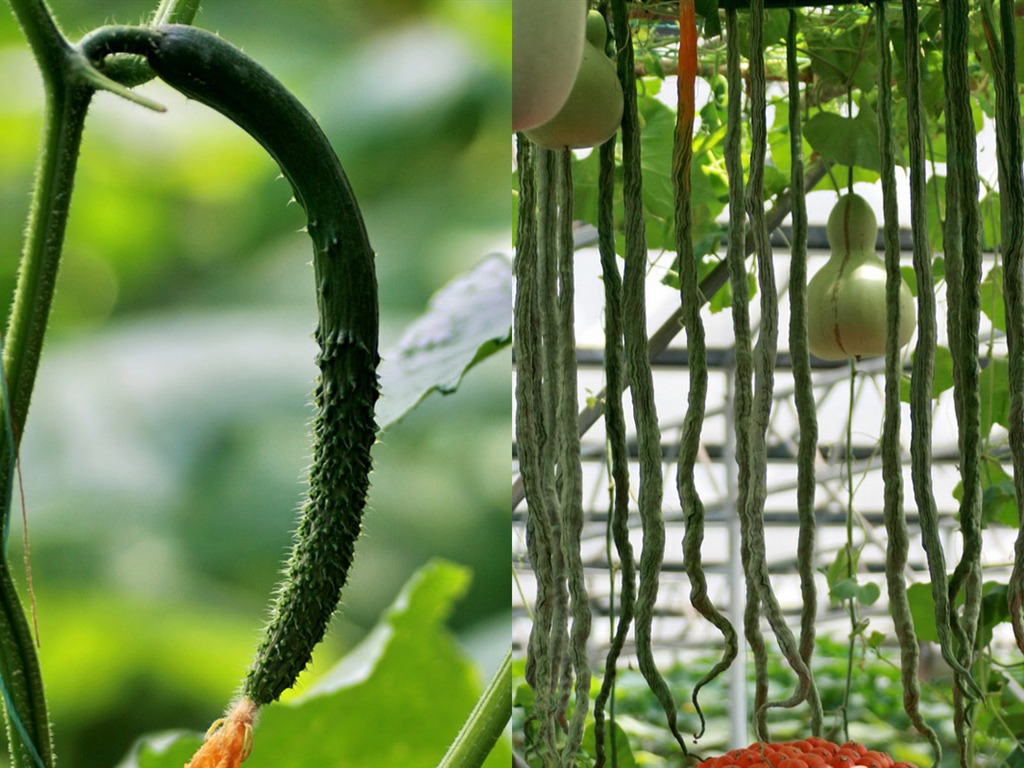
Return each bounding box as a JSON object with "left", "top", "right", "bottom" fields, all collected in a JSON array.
[
  {"left": 514, "top": 136, "right": 559, "bottom": 761},
  {"left": 535, "top": 149, "right": 574, "bottom": 742},
  {"left": 610, "top": 0, "right": 687, "bottom": 753},
  {"left": 980, "top": 0, "right": 1024, "bottom": 660},
  {"left": 892, "top": 3, "right": 943, "bottom": 762},
  {"left": 592, "top": 133, "right": 637, "bottom": 768},
  {"left": 743, "top": 0, "right": 819, "bottom": 728},
  {"left": 785, "top": 11, "right": 823, "bottom": 737},
  {"left": 724, "top": 8, "right": 770, "bottom": 741},
  {"left": 554, "top": 149, "right": 592, "bottom": 764},
  {"left": 938, "top": 0, "right": 985, "bottom": 719},
  {"left": 887, "top": 6, "right": 980, "bottom": 720},
  {"left": 675, "top": 0, "right": 737, "bottom": 741}
]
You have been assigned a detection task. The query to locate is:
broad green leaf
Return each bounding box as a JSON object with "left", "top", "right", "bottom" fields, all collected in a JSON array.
[
  {"left": 901, "top": 265, "right": 917, "bottom": 297},
  {"left": 829, "top": 578, "right": 860, "bottom": 604},
  {"left": 906, "top": 582, "right": 940, "bottom": 643},
  {"left": 824, "top": 545, "right": 860, "bottom": 589},
  {"left": 857, "top": 581, "right": 881, "bottom": 606},
  {"left": 932, "top": 344, "right": 955, "bottom": 396},
  {"left": 804, "top": 104, "right": 882, "bottom": 174},
  {"left": 980, "top": 191, "right": 1002, "bottom": 250},
  {"left": 980, "top": 356, "right": 1011, "bottom": 438},
  {"left": 581, "top": 721, "right": 637, "bottom": 768},
  {"left": 804, "top": 14, "right": 877, "bottom": 93},
  {"left": 925, "top": 174, "right": 946, "bottom": 252},
  {"left": 121, "top": 560, "right": 511, "bottom": 768},
  {"left": 902, "top": 344, "right": 955, "bottom": 403},
  {"left": 907, "top": 580, "right": 1010, "bottom": 648},
  {"left": 980, "top": 460, "right": 1018, "bottom": 529},
  {"left": 376, "top": 254, "right": 512, "bottom": 431},
  {"left": 696, "top": 0, "right": 722, "bottom": 37}
]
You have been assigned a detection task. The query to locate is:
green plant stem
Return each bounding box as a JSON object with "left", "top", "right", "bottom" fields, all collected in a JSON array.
[
  {"left": 842, "top": 361, "right": 856, "bottom": 743},
  {"left": 437, "top": 648, "right": 512, "bottom": 768},
  {"left": 152, "top": 0, "right": 201, "bottom": 24},
  {"left": 7, "top": 0, "right": 66, "bottom": 75},
  {"left": 1, "top": 3, "right": 106, "bottom": 767}
]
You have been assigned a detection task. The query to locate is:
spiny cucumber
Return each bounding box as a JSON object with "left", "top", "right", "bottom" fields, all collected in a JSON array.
[{"left": 80, "top": 23, "right": 380, "bottom": 706}]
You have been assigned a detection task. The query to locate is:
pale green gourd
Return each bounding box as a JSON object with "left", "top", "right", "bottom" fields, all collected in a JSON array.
[
  {"left": 512, "top": 0, "right": 587, "bottom": 132},
  {"left": 806, "top": 193, "right": 916, "bottom": 361},
  {"left": 524, "top": 10, "right": 623, "bottom": 151}
]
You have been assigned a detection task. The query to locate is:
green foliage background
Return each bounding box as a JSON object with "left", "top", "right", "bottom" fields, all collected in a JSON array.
[{"left": 0, "top": 1, "right": 511, "bottom": 765}]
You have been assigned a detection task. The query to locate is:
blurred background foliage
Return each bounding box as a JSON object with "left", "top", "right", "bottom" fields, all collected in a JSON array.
[{"left": 0, "top": 1, "right": 510, "bottom": 765}]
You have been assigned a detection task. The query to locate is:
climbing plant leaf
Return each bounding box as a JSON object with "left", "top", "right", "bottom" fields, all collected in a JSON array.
[{"left": 803, "top": 102, "right": 883, "bottom": 173}]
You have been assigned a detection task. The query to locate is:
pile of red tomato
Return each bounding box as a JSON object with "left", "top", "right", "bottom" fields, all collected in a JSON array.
[{"left": 695, "top": 738, "right": 916, "bottom": 768}]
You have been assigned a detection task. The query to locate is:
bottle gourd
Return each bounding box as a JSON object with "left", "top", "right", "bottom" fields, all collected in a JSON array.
[
  {"left": 512, "top": 0, "right": 587, "bottom": 132},
  {"left": 524, "top": 10, "right": 623, "bottom": 150},
  {"left": 806, "top": 193, "right": 916, "bottom": 361}
]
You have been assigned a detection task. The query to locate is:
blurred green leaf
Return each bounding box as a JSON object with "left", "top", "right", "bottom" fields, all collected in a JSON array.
[
  {"left": 804, "top": 103, "right": 882, "bottom": 174},
  {"left": 581, "top": 721, "right": 636, "bottom": 768},
  {"left": 906, "top": 582, "right": 940, "bottom": 643},
  {"left": 980, "top": 266, "right": 1006, "bottom": 332},
  {"left": 824, "top": 545, "right": 860, "bottom": 592},
  {"left": 120, "top": 559, "right": 510, "bottom": 768},
  {"left": 980, "top": 356, "right": 1010, "bottom": 439},
  {"left": 376, "top": 254, "right": 512, "bottom": 431}
]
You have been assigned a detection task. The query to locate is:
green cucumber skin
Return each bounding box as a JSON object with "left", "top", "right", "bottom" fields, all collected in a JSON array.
[
  {"left": 145, "top": 25, "right": 379, "bottom": 349},
  {"left": 87, "top": 24, "right": 380, "bottom": 705}
]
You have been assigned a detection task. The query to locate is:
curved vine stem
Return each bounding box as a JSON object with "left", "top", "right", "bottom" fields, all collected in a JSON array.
[{"left": 95, "top": 0, "right": 201, "bottom": 87}]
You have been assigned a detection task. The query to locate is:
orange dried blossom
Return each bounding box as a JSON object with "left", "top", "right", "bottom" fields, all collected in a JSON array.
[{"left": 184, "top": 699, "right": 258, "bottom": 768}]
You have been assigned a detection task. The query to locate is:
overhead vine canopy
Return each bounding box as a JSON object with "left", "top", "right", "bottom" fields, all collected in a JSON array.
[{"left": 514, "top": 0, "right": 1024, "bottom": 766}]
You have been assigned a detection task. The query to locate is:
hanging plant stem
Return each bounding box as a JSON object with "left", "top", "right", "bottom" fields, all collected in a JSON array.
[{"left": 840, "top": 362, "right": 857, "bottom": 743}]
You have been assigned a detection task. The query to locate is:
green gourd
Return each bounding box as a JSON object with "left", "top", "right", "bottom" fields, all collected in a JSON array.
[
  {"left": 806, "top": 193, "right": 916, "bottom": 361},
  {"left": 525, "top": 10, "right": 623, "bottom": 150},
  {"left": 512, "top": 0, "right": 587, "bottom": 132}
]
